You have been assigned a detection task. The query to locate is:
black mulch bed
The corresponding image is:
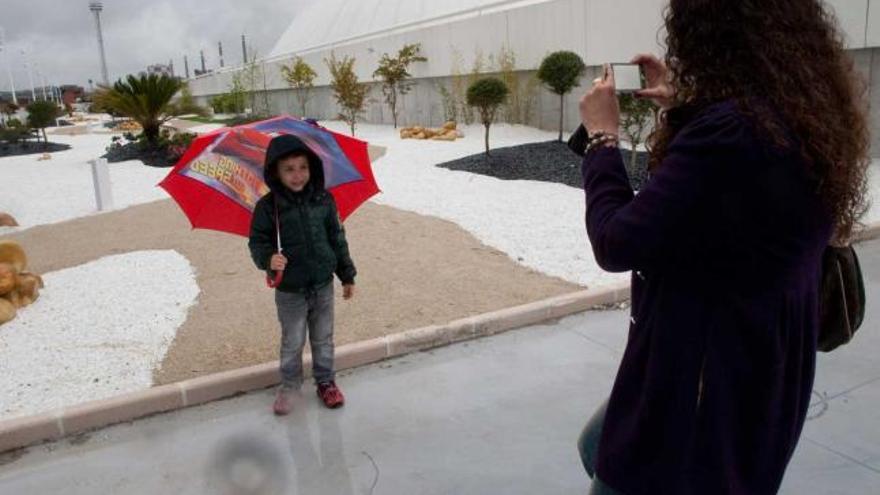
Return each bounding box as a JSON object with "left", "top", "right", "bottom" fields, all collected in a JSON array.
[
  {"left": 436, "top": 140, "right": 650, "bottom": 191},
  {"left": 102, "top": 142, "right": 180, "bottom": 168},
  {"left": 0, "top": 142, "right": 72, "bottom": 157}
]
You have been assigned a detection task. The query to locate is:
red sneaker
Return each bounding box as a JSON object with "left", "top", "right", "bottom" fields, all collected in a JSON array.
[{"left": 316, "top": 381, "right": 345, "bottom": 409}]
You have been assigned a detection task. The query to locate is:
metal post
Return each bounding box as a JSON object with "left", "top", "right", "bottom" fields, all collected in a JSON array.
[
  {"left": 89, "top": 2, "right": 110, "bottom": 86},
  {"left": 0, "top": 27, "right": 18, "bottom": 105},
  {"left": 22, "top": 49, "right": 35, "bottom": 101},
  {"left": 39, "top": 73, "right": 48, "bottom": 101},
  {"left": 89, "top": 158, "right": 114, "bottom": 211}
]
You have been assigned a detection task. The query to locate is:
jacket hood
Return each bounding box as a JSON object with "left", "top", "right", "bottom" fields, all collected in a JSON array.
[{"left": 263, "top": 134, "right": 325, "bottom": 195}]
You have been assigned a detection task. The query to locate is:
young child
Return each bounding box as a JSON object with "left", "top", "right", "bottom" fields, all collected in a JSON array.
[{"left": 249, "top": 134, "right": 357, "bottom": 415}]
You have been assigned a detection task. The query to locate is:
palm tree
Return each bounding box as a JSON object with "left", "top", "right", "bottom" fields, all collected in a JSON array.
[{"left": 94, "top": 74, "right": 183, "bottom": 147}]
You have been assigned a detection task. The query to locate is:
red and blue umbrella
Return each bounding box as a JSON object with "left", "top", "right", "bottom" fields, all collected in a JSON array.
[{"left": 159, "top": 115, "right": 380, "bottom": 237}]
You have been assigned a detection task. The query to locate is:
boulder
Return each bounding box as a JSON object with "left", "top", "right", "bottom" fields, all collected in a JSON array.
[
  {"left": 0, "top": 298, "right": 15, "bottom": 325},
  {"left": 0, "top": 263, "right": 16, "bottom": 295},
  {"left": 0, "top": 212, "right": 18, "bottom": 227},
  {"left": 0, "top": 241, "right": 27, "bottom": 273},
  {"left": 13, "top": 272, "right": 44, "bottom": 308}
]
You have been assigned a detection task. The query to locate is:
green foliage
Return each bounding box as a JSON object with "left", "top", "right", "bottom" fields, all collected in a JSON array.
[
  {"left": 94, "top": 73, "right": 184, "bottom": 146},
  {"left": 0, "top": 125, "right": 30, "bottom": 145},
  {"left": 618, "top": 93, "right": 656, "bottom": 168},
  {"left": 449, "top": 48, "right": 474, "bottom": 125},
  {"left": 373, "top": 43, "right": 427, "bottom": 128},
  {"left": 538, "top": 51, "right": 586, "bottom": 141},
  {"left": 1, "top": 101, "right": 19, "bottom": 117},
  {"left": 436, "top": 83, "right": 457, "bottom": 123},
  {"left": 104, "top": 129, "right": 197, "bottom": 166},
  {"left": 168, "top": 84, "right": 208, "bottom": 118},
  {"left": 210, "top": 75, "right": 247, "bottom": 114},
  {"left": 326, "top": 52, "right": 370, "bottom": 136},
  {"left": 240, "top": 50, "right": 270, "bottom": 115},
  {"left": 537, "top": 51, "right": 586, "bottom": 95},
  {"left": 26, "top": 100, "right": 60, "bottom": 144},
  {"left": 466, "top": 77, "right": 509, "bottom": 155},
  {"left": 280, "top": 56, "right": 318, "bottom": 116},
  {"left": 496, "top": 46, "right": 539, "bottom": 125}
]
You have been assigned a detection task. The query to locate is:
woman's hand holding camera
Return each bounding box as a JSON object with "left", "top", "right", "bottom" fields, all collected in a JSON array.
[
  {"left": 580, "top": 64, "right": 620, "bottom": 137},
  {"left": 632, "top": 53, "right": 675, "bottom": 110}
]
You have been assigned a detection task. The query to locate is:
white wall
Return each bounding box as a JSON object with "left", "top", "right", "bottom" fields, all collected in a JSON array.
[
  {"left": 825, "top": 0, "right": 870, "bottom": 48},
  {"left": 869, "top": 0, "right": 880, "bottom": 47},
  {"left": 584, "top": 0, "right": 667, "bottom": 63},
  {"left": 188, "top": 0, "right": 879, "bottom": 157}
]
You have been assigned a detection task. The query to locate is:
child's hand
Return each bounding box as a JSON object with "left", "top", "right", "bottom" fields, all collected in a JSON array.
[
  {"left": 269, "top": 253, "right": 287, "bottom": 271},
  {"left": 343, "top": 284, "right": 355, "bottom": 300}
]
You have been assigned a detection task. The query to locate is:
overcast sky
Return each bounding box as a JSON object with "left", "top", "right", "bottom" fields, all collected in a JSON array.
[{"left": 0, "top": 0, "right": 315, "bottom": 90}]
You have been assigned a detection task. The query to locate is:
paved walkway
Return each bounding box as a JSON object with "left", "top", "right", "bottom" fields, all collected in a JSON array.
[{"left": 2, "top": 241, "right": 879, "bottom": 494}]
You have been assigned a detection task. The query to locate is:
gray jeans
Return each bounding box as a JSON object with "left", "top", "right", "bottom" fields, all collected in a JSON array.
[
  {"left": 578, "top": 400, "right": 623, "bottom": 494},
  {"left": 275, "top": 283, "right": 335, "bottom": 388}
]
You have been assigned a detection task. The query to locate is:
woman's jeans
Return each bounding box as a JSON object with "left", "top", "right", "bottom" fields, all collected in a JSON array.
[
  {"left": 578, "top": 400, "right": 623, "bottom": 495},
  {"left": 275, "top": 283, "right": 335, "bottom": 389}
]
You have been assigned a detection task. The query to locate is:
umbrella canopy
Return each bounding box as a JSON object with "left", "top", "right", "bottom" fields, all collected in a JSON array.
[{"left": 159, "top": 116, "right": 380, "bottom": 237}]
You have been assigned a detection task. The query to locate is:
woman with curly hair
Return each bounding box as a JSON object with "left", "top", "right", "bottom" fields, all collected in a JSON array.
[{"left": 576, "top": 0, "right": 870, "bottom": 493}]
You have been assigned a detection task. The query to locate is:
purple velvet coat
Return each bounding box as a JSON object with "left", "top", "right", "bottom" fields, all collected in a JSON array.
[{"left": 582, "top": 101, "right": 832, "bottom": 494}]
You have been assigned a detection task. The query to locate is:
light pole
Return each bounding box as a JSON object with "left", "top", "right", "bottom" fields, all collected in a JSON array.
[
  {"left": 0, "top": 27, "right": 17, "bottom": 105},
  {"left": 36, "top": 64, "right": 48, "bottom": 101},
  {"left": 89, "top": 1, "right": 110, "bottom": 86},
  {"left": 21, "top": 48, "right": 36, "bottom": 101}
]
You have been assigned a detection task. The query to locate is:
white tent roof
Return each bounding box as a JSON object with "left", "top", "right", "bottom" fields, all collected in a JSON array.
[{"left": 268, "top": 0, "right": 547, "bottom": 58}]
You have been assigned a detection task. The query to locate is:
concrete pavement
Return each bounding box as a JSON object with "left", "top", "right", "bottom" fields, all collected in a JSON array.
[{"left": 1, "top": 240, "right": 879, "bottom": 494}]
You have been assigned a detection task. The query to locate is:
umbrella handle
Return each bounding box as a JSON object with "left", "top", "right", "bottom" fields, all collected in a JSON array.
[
  {"left": 266, "top": 270, "right": 283, "bottom": 288},
  {"left": 266, "top": 196, "right": 284, "bottom": 289}
]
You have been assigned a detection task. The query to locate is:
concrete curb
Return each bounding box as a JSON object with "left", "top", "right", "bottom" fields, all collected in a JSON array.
[
  {"left": 0, "top": 281, "right": 630, "bottom": 453},
  {"left": 4, "top": 220, "right": 878, "bottom": 453}
]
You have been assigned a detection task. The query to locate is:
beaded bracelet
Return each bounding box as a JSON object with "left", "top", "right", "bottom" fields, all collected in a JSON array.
[{"left": 586, "top": 131, "right": 620, "bottom": 153}]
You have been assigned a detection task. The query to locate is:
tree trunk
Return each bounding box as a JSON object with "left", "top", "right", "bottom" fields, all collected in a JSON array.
[
  {"left": 558, "top": 93, "right": 564, "bottom": 142},
  {"left": 144, "top": 125, "right": 160, "bottom": 148},
  {"left": 391, "top": 91, "right": 398, "bottom": 129},
  {"left": 630, "top": 140, "right": 639, "bottom": 169},
  {"left": 484, "top": 123, "right": 490, "bottom": 156}
]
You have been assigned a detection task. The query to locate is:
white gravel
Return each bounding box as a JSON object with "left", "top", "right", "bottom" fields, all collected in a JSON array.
[
  {"left": 322, "top": 121, "right": 880, "bottom": 288},
  {"left": 322, "top": 121, "right": 630, "bottom": 288},
  {"left": 0, "top": 132, "right": 168, "bottom": 234},
  {"left": 0, "top": 250, "right": 199, "bottom": 421}
]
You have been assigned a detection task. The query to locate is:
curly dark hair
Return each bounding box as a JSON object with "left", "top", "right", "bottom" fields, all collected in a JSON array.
[{"left": 648, "top": 0, "right": 870, "bottom": 243}]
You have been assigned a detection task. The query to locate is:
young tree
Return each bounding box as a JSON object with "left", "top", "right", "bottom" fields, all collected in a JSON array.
[
  {"left": 618, "top": 93, "right": 655, "bottom": 169},
  {"left": 280, "top": 56, "right": 318, "bottom": 117},
  {"left": 326, "top": 53, "right": 369, "bottom": 136},
  {"left": 537, "top": 51, "right": 586, "bottom": 142},
  {"left": 373, "top": 43, "right": 427, "bottom": 128},
  {"left": 466, "top": 77, "right": 509, "bottom": 156},
  {"left": 94, "top": 74, "right": 184, "bottom": 146},
  {"left": 240, "top": 50, "right": 269, "bottom": 115},
  {"left": 0, "top": 101, "right": 19, "bottom": 125},
  {"left": 226, "top": 73, "right": 247, "bottom": 114},
  {"left": 26, "top": 100, "right": 60, "bottom": 146},
  {"left": 168, "top": 84, "right": 209, "bottom": 118}
]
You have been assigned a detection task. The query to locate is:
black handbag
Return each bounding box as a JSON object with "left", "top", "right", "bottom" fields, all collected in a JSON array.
[{"left": 818, "top": 245, "right": 866, "bottom": 352}]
